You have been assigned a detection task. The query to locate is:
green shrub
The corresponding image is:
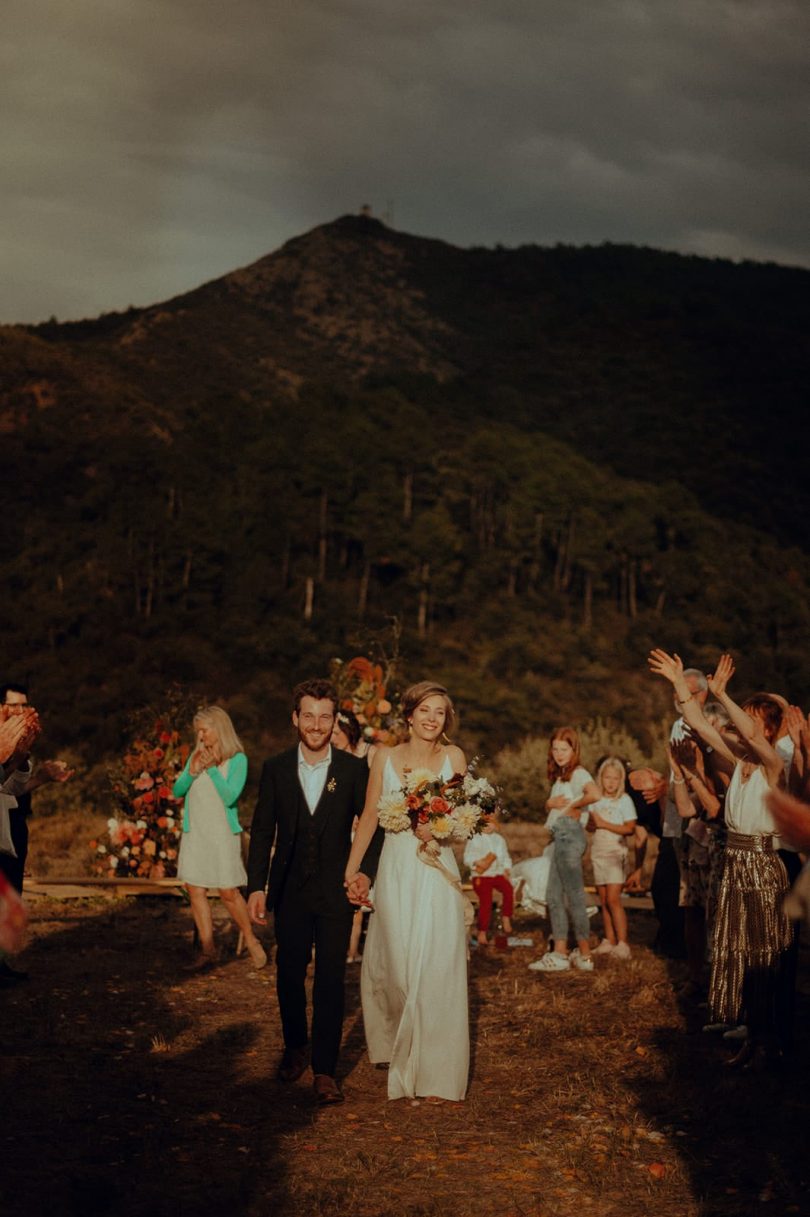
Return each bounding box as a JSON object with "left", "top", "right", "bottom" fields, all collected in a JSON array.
[{"left": 491, "top": 716, "right": 666, "bottom": 822}]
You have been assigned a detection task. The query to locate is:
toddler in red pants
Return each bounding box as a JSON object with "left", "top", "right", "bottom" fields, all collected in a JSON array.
[{"left": 464, "top": 817, "right": 513, "bottom": 944}]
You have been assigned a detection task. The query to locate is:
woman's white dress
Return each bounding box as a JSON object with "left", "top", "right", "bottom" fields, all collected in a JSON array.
[
  {"left": 361, "top": 755, "right": 469, "bottom": 1101},
  {"left": 177, "top": 760, "right": 247, "bottom": 889}
]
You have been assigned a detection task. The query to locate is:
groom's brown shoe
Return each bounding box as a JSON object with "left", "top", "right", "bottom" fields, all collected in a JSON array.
[
  {"left": 313, "top": 1074, "right": 344, "bottom": 1105},
  {"left": 277, "top": 1047, "right": 309, "bottom": 1083}
]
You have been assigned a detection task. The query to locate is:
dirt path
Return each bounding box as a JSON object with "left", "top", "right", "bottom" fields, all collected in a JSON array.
[{"left": 2, "top": 899, "right": 808, "bottom": 1216}]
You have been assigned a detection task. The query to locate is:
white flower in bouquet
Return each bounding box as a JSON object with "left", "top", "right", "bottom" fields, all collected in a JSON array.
[
  {"left": 463, "top": 773, "right": 495, "bottom": 799},
  {"left": 404, "top": 767, "right": 441, "bottom": 790},
  {"left": 453, "top": 802, "right": 483, "bottom": 838},
  {"left": 430, "top": 815, "right": 454, "bottom": 840},
  {"left": 377, "top": 791, "right": 411, "bottom": 833}
]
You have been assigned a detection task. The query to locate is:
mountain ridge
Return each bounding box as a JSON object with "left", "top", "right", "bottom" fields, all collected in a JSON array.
[
  {"left": 3, "top": 214, "right": 808, "bottom": 759},
  {"left": 14, "top": 212, "right": 810, "bottom": 546}
]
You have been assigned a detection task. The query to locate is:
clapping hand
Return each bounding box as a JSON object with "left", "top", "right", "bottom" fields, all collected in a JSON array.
[
  {"left": 40, "top": 759, "right": 75, "bottom": 784},
  {"left": 670, "top": 738, "right": 696, "bottom": 772},
  {"left": 707, "top": 653, "right": 735, "bottom": 699},
  {"left": 0, "top": 706, "right": 41, "bottom": 770},
  {"left": 648, "top": 649, "right": 684, "bottom": 685},
  {"left": 785, "top": 705, "right": 808, "bottom": 751},
  {"left": 0, "top": 715, "right": 27, "bottom": 765},
  {"left": 629, "top": 768, "right": 668, "bottom": 804}
]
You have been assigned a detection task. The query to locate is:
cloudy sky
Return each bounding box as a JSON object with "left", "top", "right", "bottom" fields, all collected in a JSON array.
[{"left": 3, "top": 0, "right": 807, "bottom": 322}]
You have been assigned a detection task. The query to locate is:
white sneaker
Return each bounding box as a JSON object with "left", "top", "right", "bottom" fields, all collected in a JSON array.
[
  {"left": 593, "top": 938, "right": 614, "bottom": 955},
  {"left": 612, "top": 941, "right": 632, "bottom": 960},
  {"left": 570, "top": 948, "right": 594, "bottom": 972},
  {"left": 528, "top": 951, "right": 571, "bottom": 972}
]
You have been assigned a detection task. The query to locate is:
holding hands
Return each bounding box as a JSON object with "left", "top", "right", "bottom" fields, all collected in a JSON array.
[{"left": 344, "top": 872, "right": 372, "bottom": 908}]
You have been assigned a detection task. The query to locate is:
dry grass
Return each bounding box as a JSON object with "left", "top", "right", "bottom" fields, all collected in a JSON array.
[
  {"left": 26, "top": 808, "right": 109, "bottom": 877},
  {"left": 2, "top": 896, "right": 808, "bottom": 1216}
]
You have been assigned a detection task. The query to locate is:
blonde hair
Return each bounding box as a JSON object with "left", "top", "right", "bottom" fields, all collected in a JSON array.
[
  {"left": 401, "top": 681, "right": 456, "bottom": 737},
  {"left": 193, "top": 705, "right": 244, "bottom": 763},
  {"left": 597, "top": 756, "right": 627, "bottom": 796}
]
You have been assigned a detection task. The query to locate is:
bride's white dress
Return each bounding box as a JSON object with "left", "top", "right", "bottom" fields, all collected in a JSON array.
[{"left": 361, "top": 754, "right": 469, "bottom": 1100}]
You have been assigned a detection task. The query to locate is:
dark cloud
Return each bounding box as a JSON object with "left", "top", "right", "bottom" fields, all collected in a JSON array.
[{"left": 2, "top": 0, "right": 807, "bottom": 321}]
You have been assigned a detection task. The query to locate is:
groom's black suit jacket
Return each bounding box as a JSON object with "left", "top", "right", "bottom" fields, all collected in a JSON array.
[{"left": 247, "top": 746, "right": 382, "bottom": 916}]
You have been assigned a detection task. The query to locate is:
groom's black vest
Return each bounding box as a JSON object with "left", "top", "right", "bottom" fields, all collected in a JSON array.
[
  {"left": 247, "top": 746, "right": 381, "bottom": 918},
  {"left": 289, "top": 786, "right": 326, "bottom": 892}
]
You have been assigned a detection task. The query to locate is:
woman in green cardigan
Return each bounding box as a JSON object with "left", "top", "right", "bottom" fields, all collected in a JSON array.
[{"left": 173, "top": 705, "right": 266, "bottom": 971}]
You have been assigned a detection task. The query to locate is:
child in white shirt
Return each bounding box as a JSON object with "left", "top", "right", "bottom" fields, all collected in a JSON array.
[{"left": 464, "top": 816, "right": 513, "bottom": 945}]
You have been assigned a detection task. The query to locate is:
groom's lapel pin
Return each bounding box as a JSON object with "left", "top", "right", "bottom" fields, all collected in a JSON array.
[{"left": 327, "top": 777, "right": 337, "bottom": 793}]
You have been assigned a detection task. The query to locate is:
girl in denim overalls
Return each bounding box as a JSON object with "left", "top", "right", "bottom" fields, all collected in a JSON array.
[{"left": 530, "top": 727, "right": 600, "bottom": 973}]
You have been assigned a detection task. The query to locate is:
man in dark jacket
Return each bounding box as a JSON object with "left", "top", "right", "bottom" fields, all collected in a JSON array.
[{"left": 247, "top": 679, "right": 382, "bottom": 1104}]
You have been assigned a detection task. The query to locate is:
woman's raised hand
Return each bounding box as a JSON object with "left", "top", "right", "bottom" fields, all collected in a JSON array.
[
  {"left": 190, "top": 747, "right": 212, "bottom": 775},
  {"left": 648, "top": 649, "right": 684, "bottom": 685},
  {"left": 670, "top": 738, "right": 696, "bottom": 771},
  {"left": 707, "top": 653, "right": 735, "bottom": 699},
  {"left": 785, "top": 705, "right": 807, "bottom": 750}
]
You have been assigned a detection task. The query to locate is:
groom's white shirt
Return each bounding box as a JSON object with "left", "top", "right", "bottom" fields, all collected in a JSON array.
[{"left": 297, "top": 744, "right": 332, "bottom": 814}]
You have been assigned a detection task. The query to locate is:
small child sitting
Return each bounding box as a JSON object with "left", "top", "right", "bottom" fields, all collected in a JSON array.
[{"left": 464, "top": 815, "right": 513, "bottom": 945}]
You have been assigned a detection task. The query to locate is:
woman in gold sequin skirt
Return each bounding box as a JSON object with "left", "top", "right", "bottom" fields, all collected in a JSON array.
[{"left": 649, "top": 651, "right": 791, "bottom": 1065}]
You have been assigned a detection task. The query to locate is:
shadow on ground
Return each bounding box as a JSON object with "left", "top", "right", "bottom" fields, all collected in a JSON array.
[{"left": 0, "top": 899, "right": 343, "bottom": 1217}]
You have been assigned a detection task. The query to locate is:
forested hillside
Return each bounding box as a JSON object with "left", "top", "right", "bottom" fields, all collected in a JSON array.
[{"left": 3, "top": 214, "right": 808, "bottom": 762}]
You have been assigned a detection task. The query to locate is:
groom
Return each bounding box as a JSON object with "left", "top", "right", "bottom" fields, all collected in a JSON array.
[{"left": 247, "top": 679, "right": 382, "bottom": 1105}]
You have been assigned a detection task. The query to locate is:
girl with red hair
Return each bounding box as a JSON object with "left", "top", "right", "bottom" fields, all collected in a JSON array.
[{"left": 529, "top": 727, "right": 600, "bottom": 973}]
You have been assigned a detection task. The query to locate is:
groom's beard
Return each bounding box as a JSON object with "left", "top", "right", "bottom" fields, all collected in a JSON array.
[{"left": 298, "top": 725, "right": 332, "bottom": 752}]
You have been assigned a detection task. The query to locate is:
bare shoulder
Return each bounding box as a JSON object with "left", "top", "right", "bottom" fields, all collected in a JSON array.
[
  {"left": 369, "top": 746, "right": 391, "bottom": 775},
  {"left": 447, "top": 744, "right": 467, "bottom": 772}
]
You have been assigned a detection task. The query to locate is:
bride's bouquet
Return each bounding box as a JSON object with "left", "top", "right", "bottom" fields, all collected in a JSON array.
[{"left": 377, "top": 763, "right": 502, "bottom": 843}]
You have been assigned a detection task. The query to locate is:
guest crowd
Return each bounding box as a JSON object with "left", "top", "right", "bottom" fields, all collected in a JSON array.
[{"left": 2, "top": 651, "right": 809, "bottom": 1080}]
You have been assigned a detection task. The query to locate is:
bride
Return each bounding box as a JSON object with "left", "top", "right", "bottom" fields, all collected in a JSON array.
[{"left": 344, "top": 681, "right": 469, "bottom": 1102}]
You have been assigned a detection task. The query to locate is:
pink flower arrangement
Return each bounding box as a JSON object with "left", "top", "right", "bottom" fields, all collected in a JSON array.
[{"left": 95, "top": 718, "right": 190, "bottom": 879}]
